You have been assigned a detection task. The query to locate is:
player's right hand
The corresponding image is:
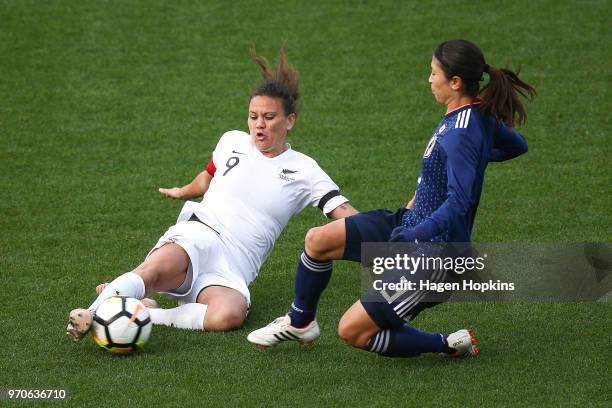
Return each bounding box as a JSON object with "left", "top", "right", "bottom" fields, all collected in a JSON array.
[
  {"left": 158, "top": 187, "right": 184, "bottom": 199},
  {"left": 389, "top": 226, "right": 417, "bottom": 243}
]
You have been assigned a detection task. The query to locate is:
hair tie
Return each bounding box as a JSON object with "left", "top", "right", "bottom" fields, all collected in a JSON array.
[{"left": 483, "top": 63, "right": 490, "bottom": 73}]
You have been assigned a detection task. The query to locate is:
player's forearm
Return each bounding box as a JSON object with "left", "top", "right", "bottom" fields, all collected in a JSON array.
[
  {"left": 490, "top": 125, "right": 528, "bottom": 162},
  {"left": 489, "top": 143, "right": 527, "bottom": 161},
  {"left": 180, "top": 170, "right": 213, "bottom": 199}
]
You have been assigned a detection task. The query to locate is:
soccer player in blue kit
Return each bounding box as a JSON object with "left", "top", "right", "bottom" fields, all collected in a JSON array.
[{"left": 248, "top": 39, "right": 536, "bottom": 358}]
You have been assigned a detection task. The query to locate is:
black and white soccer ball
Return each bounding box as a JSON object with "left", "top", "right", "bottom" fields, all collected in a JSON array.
[{"left": 91, "top": 296, "right": 152, "bottom": 354}]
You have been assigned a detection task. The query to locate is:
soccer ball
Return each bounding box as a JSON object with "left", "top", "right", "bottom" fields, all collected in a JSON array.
[{"left": 91, "top": 296, "right": 152, "bottom": 354}]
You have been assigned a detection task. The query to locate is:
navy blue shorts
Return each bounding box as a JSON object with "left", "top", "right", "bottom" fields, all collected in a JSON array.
[
  {"left": 343, "top": 208, "right": 407, "bottom": 262},
  {"left": 343, "top": 208, "right": 452, "bottom": 330},
  {"left": 361, "top": 251, "right": 455, "bottom": 329}
]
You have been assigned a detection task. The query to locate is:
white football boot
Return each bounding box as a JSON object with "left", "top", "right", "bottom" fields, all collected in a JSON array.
[
  {"left": 66, "top": 308, "right": 94, "bottom": 341},
  {"left": 247, "top": 314, "right": 320, "bottom": 349},
  {"left": 443, "top": 328, "right": 479, "bottom": 357}
]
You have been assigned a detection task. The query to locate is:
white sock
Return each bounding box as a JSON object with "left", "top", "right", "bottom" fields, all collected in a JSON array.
[
  {"left": 148, "top": 303, "right": 207, "bottom": 331},
  {"left": 89, "top": 272, "right": 146, "bottom": 311}
]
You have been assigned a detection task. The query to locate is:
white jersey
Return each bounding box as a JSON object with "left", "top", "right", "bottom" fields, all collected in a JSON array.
[{"left": 176, "top": 130, "right": 348, "bottom": 285}]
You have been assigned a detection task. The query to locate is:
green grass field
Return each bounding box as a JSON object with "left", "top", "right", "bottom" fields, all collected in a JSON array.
[{"left": 1, "top": 0, "right": 610, "bottom": 406}]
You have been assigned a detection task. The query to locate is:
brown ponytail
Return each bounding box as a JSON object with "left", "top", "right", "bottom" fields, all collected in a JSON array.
[
  {"left": 434, "top": 39, "right": 536, "bottom": 127},
  {"left": 480, "top": 65, "right": 536, "bottom": 127}
]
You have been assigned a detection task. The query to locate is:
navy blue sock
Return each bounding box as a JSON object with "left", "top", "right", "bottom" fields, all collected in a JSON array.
[
  {"left": 368, "top": 326, "right": 452, "bottom": 357},
  {"left": 289, "top": 251, "right": 332, "bottom": 328}
]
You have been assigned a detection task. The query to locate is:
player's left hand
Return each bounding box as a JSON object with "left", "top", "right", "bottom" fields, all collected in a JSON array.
[
  {"left": 389, "top": 226, "right": 418, "bottom": 243},
  {"left": 158, "top": 187, "right": 184, "bottom": 199}
]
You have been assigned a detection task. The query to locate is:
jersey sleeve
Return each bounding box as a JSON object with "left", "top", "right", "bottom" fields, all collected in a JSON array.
[
  {"left": 413, "top": 129, "right": 480, "bottom": 240},
  {"left": 205, "top": 159, "right": 216, "bottom": 176},
  {"left": 489, "top": 121, "right": 528, "bottom": 162},
  {"left": 309, "top": 164, "right": 349, "bottom": 216},
  {"left": 211, "top": 131, "right": 232, "bottom": 168}
]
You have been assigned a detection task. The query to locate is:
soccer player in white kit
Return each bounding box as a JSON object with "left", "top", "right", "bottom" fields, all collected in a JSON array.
[{"left": 66, "top": 49, "right": 357, "bottom": 340}]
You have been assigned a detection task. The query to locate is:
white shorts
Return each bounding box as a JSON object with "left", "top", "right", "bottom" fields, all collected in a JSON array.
[{"left": 147, "top": 220, "right": 251, "bottom": 305}]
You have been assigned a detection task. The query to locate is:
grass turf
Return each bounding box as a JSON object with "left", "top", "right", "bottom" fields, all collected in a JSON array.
[{"left": 1, "top": 0, "right": 610, "bottom": 406}]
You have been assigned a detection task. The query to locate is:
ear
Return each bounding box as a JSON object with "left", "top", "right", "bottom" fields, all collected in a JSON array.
[
  {"left": 286, "top": 113, "right": 297, "bottom": 130},
  {"left": 450, "top": 75, "right": 463, "bottom": 91}
]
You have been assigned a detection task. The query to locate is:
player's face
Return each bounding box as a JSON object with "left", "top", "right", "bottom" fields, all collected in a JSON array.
[
  {"left": 248, "top": 96, "right": 296, "bottom": 158},
  {"left": 429, "top": 57, "right": 454, "bottom": 104}
]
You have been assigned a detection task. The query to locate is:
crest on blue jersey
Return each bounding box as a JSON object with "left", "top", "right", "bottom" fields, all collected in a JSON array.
[
  {"left": 424, "top": 124, "right": 447, "bottom": 159},
  {"left": 423, "top": 135, "right": 437, "bottom": 159}
]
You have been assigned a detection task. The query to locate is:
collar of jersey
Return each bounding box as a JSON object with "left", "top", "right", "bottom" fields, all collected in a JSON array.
[
  {"left": 251, "top": 141, "right": 294, "bottom": 160},
  {"left": 445, "top": 99, "right": 481, "bottom": 117}
]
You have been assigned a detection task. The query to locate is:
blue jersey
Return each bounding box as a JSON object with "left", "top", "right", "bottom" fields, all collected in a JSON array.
[{"left": 402, "top": 104, "right": 528, "bottom": 242}]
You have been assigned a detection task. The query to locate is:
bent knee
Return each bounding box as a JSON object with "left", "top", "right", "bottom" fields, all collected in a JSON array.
[
  {"left": 305, "top": 226, "right": 337, "bottom": 259},
  {"left": 204, "top": 310, "right": 245, "bottom": 332},
  {"left": 337, "top": 317, "right": 371, "bottom": 349},
  {"left": 337, "top": 318, "right": 353, "bottom": 344}
]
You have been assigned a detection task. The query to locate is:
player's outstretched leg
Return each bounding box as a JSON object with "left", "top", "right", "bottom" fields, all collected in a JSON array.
[
  {"left": 247, "top": 219, "right": 345, "bottom": 348},
  {"left": 364, "top": 326, "right": 478, "bottom": 358},
  {"left": 338, "top": 301, "right": 479, "bottom": 358},
  {"left": 66, "top": 243, "right": 189, "bottom": 341}
]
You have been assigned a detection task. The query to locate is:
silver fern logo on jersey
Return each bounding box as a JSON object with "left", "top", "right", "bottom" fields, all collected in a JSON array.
[{"left": 279, "top": 168, "right": 298, "bottom": 182}]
